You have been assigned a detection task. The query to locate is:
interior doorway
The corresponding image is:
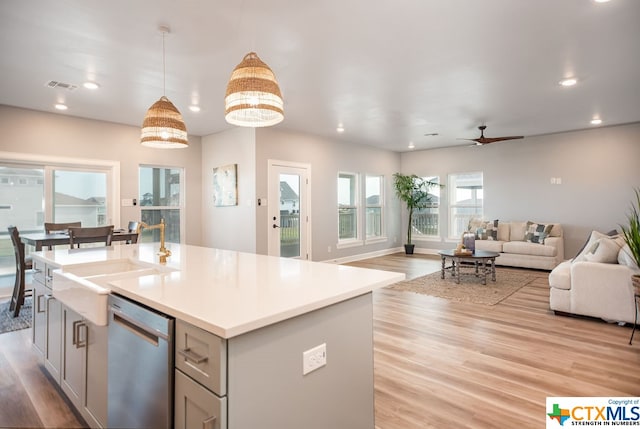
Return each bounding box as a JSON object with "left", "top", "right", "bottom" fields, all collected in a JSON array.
[{"left": 267, "top": 160, "right": 311, "bottom": 259}]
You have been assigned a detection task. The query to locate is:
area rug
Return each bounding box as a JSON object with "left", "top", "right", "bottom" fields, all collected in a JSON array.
[
  {"left": 388, "top": 268, "right": 538, "bottom": 305},
  {"left": 0, "top": 298, "right": 32, "bottom": 334}
]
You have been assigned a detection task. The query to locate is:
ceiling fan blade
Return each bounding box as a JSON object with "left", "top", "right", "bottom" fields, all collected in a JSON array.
[{"left": 476, "top": 135, "right": 524, "bottom": 144}]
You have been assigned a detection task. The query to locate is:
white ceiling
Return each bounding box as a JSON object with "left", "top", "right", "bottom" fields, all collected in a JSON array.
[{"left": 1, "top": 0, "right": 639, "bottom": 152}]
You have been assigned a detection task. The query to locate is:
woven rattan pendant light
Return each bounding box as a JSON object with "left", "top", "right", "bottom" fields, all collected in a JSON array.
[
  {"left": 140, "top": 26, "right": 188, "bottom": 148},
  {"left": 224, "top": 52, "right": 284, "bottom": 127}
]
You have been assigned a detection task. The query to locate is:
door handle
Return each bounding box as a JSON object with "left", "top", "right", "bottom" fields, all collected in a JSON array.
[{"left": 272, "top": 224, "right": 280, "bottom": 228}]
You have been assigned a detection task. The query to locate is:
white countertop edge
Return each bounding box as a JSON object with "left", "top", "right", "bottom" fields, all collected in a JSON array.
[{"left": 109, "top": 274, "right": 404, "bottom": 338}]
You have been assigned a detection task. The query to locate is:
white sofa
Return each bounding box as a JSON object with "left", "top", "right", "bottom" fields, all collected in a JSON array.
[
  {"left": 472, "top": 220, "right": 564, "bottom": 270},
  {"left": 548, "top": 231, "right": 639, "bottom": 324}
]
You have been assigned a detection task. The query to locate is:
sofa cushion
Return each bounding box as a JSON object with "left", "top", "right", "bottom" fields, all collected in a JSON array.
[
  {"left": 548, "top": 261, "right": 571, "bottom": 290},
  {"left": 509, "top": 221, "right": 528, "bottom": 241},
  {"left": 497, "top": 223, "right": 510, "bottom": 241},
  {"left": 475, "top": 240, "right": 504, "bottom": 253},
  {"left": 503, "top": 240, "right": 557, "bottom": 257},
  {"left": 525, "top": 221, "right": 553, "bottom": 244}
]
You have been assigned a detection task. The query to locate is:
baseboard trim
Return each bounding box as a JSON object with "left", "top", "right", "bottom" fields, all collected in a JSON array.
[{"left": 321, "top": 246, "right": 442, "bottom": 264}]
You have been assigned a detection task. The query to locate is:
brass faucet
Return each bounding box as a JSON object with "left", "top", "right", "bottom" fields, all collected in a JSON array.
[{"left": 137, "top": 219, "right": 171, "bottom": 263}]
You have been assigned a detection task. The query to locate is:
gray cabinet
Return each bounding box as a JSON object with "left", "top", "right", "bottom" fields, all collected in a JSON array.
[
  {"left": 60, "top": 304, "right": 108, "bottom": 429},
  {"left": 31, "top": 281, "right": 47, "bottom": 359},
  {"left": 174, "top": 320, "right": 227, "bottom": 429},
  {"left": 175, "top": 370, "right": 226, "bottom": 429},
  {"left": 44, "top": 295, "right": 62, "bottom": 382}
]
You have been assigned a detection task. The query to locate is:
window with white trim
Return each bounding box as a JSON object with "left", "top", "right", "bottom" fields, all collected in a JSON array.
[
  {"left": 365, "top": 175, "right": 384, "bottom": 240},
  {"left": 448, "top": 172, "right": 483, "bottom": 239},
  {"left": 338, "top": 172, "right": 359, "bottom": 242},
  {"left": 139, "top": 166, "right": 184, "bottom": 244},
  {"left": 412, "top": 176, "right": 440, "bottom": 239}
]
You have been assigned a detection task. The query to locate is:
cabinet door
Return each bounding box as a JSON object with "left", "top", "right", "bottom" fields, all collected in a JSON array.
[
  {"left": 32, "top": 282, "right": 47, "bottom": 359},
  {"left": 44, "top": 296, "right": 62, "bottom": 383},
  {"left": 61, "top": 305, "right": 84, "bottom": 409},
  {"left": 175, "top": 370, "right": 227, "bottom": 429},
  {"left": 83, "top": 322, "right": 108, "bottom": 428}
]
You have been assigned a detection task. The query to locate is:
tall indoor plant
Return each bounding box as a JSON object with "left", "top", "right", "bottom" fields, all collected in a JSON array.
[
  {"left": 620, "top": 188, "right": 640, "bottom": 293},
  {"left": 393, "top": 173, "right": 438, "bottom": 255}
]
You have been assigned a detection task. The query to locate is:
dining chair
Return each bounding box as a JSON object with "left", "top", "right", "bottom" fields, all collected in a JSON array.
[
  {"left": 8, "top": 226, "right": 34, "bottom": 317},
  {"left": 44, "top": 221, "right": 82, "bottom": 250},
  {"left": 68, "top": 225, "right": 114, "bottom": 248}
]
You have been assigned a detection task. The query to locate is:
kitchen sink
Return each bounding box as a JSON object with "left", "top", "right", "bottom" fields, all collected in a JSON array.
[{"left": 52, "top": 258, "right": 177, "bottom": 326}]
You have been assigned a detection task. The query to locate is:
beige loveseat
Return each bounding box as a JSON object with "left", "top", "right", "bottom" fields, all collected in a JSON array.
[
  {"left": 470, "top": 220, "right": 564, "bottom": 270},
  {"left": 548, "top": 231, "right": 639, "bottom": 324}
]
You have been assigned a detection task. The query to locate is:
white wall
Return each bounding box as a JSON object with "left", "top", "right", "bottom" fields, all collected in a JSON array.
[
  {"left": 0, "top": 105, "right": 203, "bottom": 245},
  {"left": 201, "top": 127, "right": 257, "bottom": 253},
  {"left": 254, "top": 128, "right": 402, "bottom": 261},
  {"left": 401, "top": 122, "right": 640, "bottom": 257}
]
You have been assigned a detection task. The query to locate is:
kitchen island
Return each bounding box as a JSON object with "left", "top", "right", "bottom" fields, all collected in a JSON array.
[{"left": 31, "top": 243, "right": 404, "bottom": 429}]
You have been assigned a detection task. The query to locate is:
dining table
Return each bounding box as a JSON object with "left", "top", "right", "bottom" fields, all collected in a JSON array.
[{"left": 21, "top": 230, "right": 138, "bottom": 251}]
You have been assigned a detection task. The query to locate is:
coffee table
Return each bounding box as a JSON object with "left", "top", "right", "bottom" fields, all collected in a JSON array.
[{"left": 438, "top": 249, "right": 500, "bottom": 285}]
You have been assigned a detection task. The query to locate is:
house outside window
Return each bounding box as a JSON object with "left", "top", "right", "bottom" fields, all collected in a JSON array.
[
  {"left": 139, "top": 166, "right": 184, "bottom": 244},
  {"left": 448, "top": 172, "right": 483, "bottom": 239},
  {"left": 338, "top": 172, "right": 359, "bottom": 242},
  {"left": 412, "top": 176, "right": 440, "bottom": 239},
  {"left": 365, "top": 175, "right": 384, "bottom": 240}
]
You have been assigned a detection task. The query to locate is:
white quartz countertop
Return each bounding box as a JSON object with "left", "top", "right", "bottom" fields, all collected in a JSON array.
[{"left": 33, "top": 243, "right": 405, "bottom": 338}]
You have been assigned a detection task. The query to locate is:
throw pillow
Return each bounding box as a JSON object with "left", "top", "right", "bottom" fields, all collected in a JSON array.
[
  {"left": 618, "top": 244, "right": 640, "bottom": 272},
  {"left": 572, "top": 229, "right": 619, "bottom": 262},
  {"left": 474, "top": 219, "right": 498, "bottom": 240},
  {"left": 583, "top": 236, "right": 624, "bottom": 264},
  {"left": 525, "top": 222, "right": 553, "bottom": 244}
]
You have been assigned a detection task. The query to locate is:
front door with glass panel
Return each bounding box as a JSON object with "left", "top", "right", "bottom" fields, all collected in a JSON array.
[{"left": 268, "top": 162, "right": 310, "bottom": 259}]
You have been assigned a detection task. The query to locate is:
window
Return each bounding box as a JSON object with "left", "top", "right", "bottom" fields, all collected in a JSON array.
[
  {"left": 53, "top": 169, "right": 107, "bottom": 226},
  {"left": 412, "top": 176, "right": 440, "bottom": 238},
  {"left": 448, "top": 172, "right": 483, "bottom": 239},
  {"left": 139, "top": 166, "right": 183, "bottom": 244},
  {"left": 365, "top": 175, "right": 384, "bottom": 240},
  {"left": 338, "top": 172, "right": 358, "bottom": 241}
]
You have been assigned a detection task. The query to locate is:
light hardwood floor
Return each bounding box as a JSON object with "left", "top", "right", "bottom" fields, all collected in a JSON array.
[
  {"left": 1, "top": 253, "right": 638, "bottom": 428},
  {"left": 347, "top": 253, "right": 640, "bottom": 429}
]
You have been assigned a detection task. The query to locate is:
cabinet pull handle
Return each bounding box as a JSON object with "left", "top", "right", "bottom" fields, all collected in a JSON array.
[
  {"left": 73, "top": 321, "right": 87, "bottom": 348},
  {"left": 177, "top": 347, "right": 208, "bottom": 364},
  {"left": 203, "top": 416, "right": 216, "bottom": 429},
  {"left": 36, "top": 294, "right": 46, "bottom": 313}
]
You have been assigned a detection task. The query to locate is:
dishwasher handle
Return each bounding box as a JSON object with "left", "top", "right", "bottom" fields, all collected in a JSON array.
[{"left": 110, "top": 305, "right": 169, "bottom": 345}]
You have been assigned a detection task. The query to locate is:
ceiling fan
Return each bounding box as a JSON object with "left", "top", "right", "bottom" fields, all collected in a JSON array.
[{"left": 460, "top": 125, "right": 524, "bottom": 146}]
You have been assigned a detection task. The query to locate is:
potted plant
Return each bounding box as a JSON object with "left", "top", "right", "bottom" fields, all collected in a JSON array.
[
  {"left": 393, "top": 173, "right": 439, "bottom": 255},
  {"left": 620, "top": 188, "right": 640, "bottom": 294}
]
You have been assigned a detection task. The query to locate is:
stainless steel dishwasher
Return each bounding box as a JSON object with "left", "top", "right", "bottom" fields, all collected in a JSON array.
[{"left": 108, "top": 294, "right": 174, "bottom": 429}]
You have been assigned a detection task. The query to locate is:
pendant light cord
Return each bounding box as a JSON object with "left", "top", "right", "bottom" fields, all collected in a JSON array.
[{"left": 162, "top": 30, "right": 166, "bottom": 96}]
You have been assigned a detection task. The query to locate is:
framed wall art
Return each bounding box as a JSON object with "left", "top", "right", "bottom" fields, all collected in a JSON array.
[{"left": 213, "top": 163, "right": 238, "bottom": 206}]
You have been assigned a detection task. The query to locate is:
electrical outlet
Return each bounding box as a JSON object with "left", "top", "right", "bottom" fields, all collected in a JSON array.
[{"left": 303, "top": 343, "right": 327, "bottom": 375}]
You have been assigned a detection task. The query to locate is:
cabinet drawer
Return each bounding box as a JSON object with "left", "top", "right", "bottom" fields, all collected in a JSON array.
[
  {"left": 175, "top": 369, "right": 226, "bottom": 429},
  {"left": 175, "top": 320, "right": 227, "bottom": 396},
  {"left": 33, "top": 259, "right": 46, "bottom": 285}
]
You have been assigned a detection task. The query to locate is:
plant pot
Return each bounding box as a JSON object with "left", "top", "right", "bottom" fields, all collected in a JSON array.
[
  {"left": 633, "top": 274, "right": 640, "bottom": 296},
  {"left": 404, "top": 244, "right": 415, "bottom": 255}
]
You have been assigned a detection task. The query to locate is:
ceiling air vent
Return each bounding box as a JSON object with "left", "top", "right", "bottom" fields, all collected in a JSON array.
[{"left": 45, "top": 80, "right": 78, "bottom": 91}]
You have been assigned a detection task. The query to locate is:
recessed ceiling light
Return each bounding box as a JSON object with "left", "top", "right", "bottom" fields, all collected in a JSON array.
[
  {"left": 408, "top": 142, "right": 415, "bottom": 149},
  {"left": 590, "top": 118, "right": 603, "bottom": 125},
  {"left": 594, "top": 0, "right": 611, "bottom": 3},
  {"left": 54, "top": 103, "right": 68, "bottom": 111},
  {"left": 559, "top": 78, "right": 578, "bottom": 87},
  {"left": 189, "top": 105, "right": 201, "bottom": 112},
  {"left": 336, "top": 124, "right": 345, "bottom": 133},
  {"left": 83, "top": 81, "right": 100, "bottom": 90}
]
